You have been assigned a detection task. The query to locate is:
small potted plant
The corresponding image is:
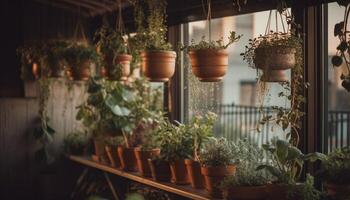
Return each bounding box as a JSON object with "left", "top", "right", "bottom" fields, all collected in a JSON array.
[
  {"left": 94, "top": 25, "right": 132, "bottom": 80},
  {"left": 184, "top": 112, "right": 217, "bottom": 189},
  {"left": 184, "top": 32, "right": 241, "bottom": 82},
  {"left": 63, "top": 43, "right": 99, "bottom": 81},
  {"left": 199, "top": 137, "right": 237, "bottom": 198},
  {"left": 139, "top": 0, "right": 176, "bottom": 82},
  {"left": 104, "top": 136, "right": 124, "bottom": 168},
  {"left": 134, "top": 138, "right": 160, "bottom": 178},
  {"left": 220, "top": 140, "right": 270, "bottom": 200},
  {"left": 257, "top": 138, "right": 324, "bottom": 200},
  {"left": 317, "top": 146, "right": 350, "bottom": 199},
  {"left": 148, "top": 155, "right": 172, "bottom": 182},
  {"left": 63, "top": 131, "right": 89, "bottom": 155},
  {"left": 17, "top": 43, "right": 43, "bottom": 80}
]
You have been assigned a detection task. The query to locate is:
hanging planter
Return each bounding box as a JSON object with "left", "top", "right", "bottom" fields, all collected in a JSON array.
[
  {"left": 17, "top": 43, "right": 43, "bottom": 80},
  {"left": 241, "top": 9, "right": 300, "bottom": 82},
  {"left": 186, "top": 32, "right": 241, "bottom": 82},
  {"left": 45, "top": 41, "right": 69, "bottom": 78},
  {"left": 141, "top": 51, "right": 176, "bottom": 82}
]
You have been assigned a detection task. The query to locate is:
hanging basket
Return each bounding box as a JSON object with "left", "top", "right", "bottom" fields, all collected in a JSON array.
[
  {"left": 189, "top": 49, "right": 228, "bottom": 82},
  {"left": 104, "top": 54, "right": 132, "bottom": 81},
  {"left": 254, "top": 46, "right": 296, "bottom": 82},
  {"left": 141, "top": 50, "right": 176, "bottom": 82},
  {"left": 70, "top": 59, "right": 91, "bottom": 81}
]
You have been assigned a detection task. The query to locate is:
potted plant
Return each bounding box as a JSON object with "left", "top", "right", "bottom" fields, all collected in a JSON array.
[
  {"left": 184, "top": 112, "right": 217, "bottom": 189},
  {"left": 199, "top": 137, "right": 237, "bottom": 198},
  {"left": 104, "top": 136, "right": 124, "bottom": 168},
  {"left": 94, "top": 25, "right": 132, "bottom": 80},
  {"left": 257, "top": 138, "right": 324, "bottom": 200},
  {"left": 63, "top": 43, "right": 99, "bottom": 81},
  {"left": 63, "top": 131, "right": 89, "bottom": 155},
  {"left": 317, "top": 146, "right": 350, "bottom": 199},
  {"left": 220, "top": 140, "right": 271, "bottom": 200},
  {"left": 139, "top": 0, "right": 176, "bottom": 82},
  {"left": 17, "top": 43, "right": 43, "bottom": 80},
  {"left": 44, "top": 40, "right": 69, "bottom": 78},
  {"left": 134, "top": 140, "right": 160, "bottom": 178},
  {"left": 184, "top": 32, "right": 241, "bottom": 82}
]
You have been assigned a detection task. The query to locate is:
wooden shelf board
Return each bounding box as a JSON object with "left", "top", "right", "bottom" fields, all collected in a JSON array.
[{"left": 69, "top": 155, "right": 215, "bottom": 200}]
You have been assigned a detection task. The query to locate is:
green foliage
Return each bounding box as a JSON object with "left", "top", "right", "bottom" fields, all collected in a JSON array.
[
  {"left": 63, "top": 43, "right": 99, "bottom": 69},
  {"left": 63, "top": 131, "right": 89, "bottom": 154},
  {"left": 150, "top": 119, "right": 192, "bottom": 162},
  {"left": 199, "top": 137, "right": 237, "bottom": 167},
  {"left": 104, "top": 136, "right": 125, "bottom": 146},
  {"left": 318, "top": 146, "right": 350, "bottom": 185},
  {"left": 185, "top": 31, "right": 242, "bottom": 51},
  {"left": 257, "top": 138, "right": 325, "bottom": 184},
  {"left": 298, "top": 174, "right": 322, "bottom": 200},
  {"left": 221, "top": 139, "right": 271, "bottom": 187},
  {"left": 94, "top": 25, "right": 128, "bottom": 55},
  {"left": 44, "top": 40, "right": 69, "bottom": 71},
  {"left": 16, "top": 43, "right": 43, "bottom": 80}
]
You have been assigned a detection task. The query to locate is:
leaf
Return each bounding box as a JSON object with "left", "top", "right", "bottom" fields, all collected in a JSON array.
[
  {"left": 303, "top": 152, "right": 327, "bottom": 162},
  {"left": 109, "top": 104, "right": 130, "bottom": 116},
  {"left": 286, "top": 146, "right": 302, "bottom": 161},
  {"left": 105, "top": 94, "right": 121, "bottom": 108},
  {"left": 256, "top": 165, "right": 282, "bottom": 178},
  {"left": 276, "top": 140, "right": 289, "bottom": 163},
  {"left": 337, "top": 41, "right": 348, "bottom": 52},
  {"left": 46, "top": 125, "right": 55, "bottom": 135},
  {"left": 334, "top": 21, "right": 344, "bottom": 36}
]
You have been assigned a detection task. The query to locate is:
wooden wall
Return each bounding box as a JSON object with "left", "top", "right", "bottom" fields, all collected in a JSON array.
[{"left": 0, "top": 80, "right": 86, "bottom": 199}]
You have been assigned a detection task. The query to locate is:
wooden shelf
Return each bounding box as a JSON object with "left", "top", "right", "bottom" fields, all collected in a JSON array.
[{"left": 69, "top": 155, "right": 215, "bottom": 200}]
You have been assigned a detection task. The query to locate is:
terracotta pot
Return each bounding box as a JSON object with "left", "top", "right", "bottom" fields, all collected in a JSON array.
[
  {"left": 169, "top": 160, "right": 190, "bottom": 185},
  {"left": 324, "top": 182, "right": 350, "bottom": 198},
  {"left": 104, "top": 54, "right": 132, "bottom": 81},
  {"left": 201, "top": 165, "right": 236, "bottom": 198},
  {"left": 71, "top": 59, "right": 91, "bottom": 81},
  {"left": 141, "top": 51, "right": 176, "bottom": 82},
  {"left": 223, "top": 185, "right": 267, "bottom": 200},
  {"left": 93, "top": 140, "right": 108, "bottom": 164},
  {"left": 184, "top": 159, "right": 205, "bottom": 189},
  {"left": 254, "top": 46, "right": 296, "bottom": 82},
  {"left": 105, "top": 145, "right": 121, "bottom": 168},
  {"left": 148, "top": 159, "right": 171, "bottom": 182},
  {"left": 117, "top": 146, "right": 138, "bottom": 172},
  {"left": 134, "top": 148, "right": 160, "bottom": 177},
  {"left": 265, "top": 184, "right": 302, "bottom": 200},
  {"left": 189, "top": 49, "right": 228, "bottom": 82}
]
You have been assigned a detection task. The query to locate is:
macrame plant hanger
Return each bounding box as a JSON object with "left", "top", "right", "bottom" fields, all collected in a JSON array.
[
  {"left": 202, "top": 0, "right": 212, "bottom": 42},
  {"left": 73, "top": 6, "right": 88, "bottom": 45}
]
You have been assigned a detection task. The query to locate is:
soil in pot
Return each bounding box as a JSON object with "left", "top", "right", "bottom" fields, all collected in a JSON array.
[
  {"left": 184, "top": 159, "right": 205, "bottom": 189},
  {"left": 141, "top": 51, "right": 176, "bottom": 82},
  {"left": 148, "top": 159, "right": 172, "bottom": 182},
  {"left": 105, "top": 145, "right": 121, "bottom": 168},
  {"left": 223, "top": 185, "right": 267, "bottom": 200},
  {"left": 169, "top": 160, "right": 190, "bottom": 185},
  {"left": 324, "top": 182, "right": 350, "bottom": 198},
  {"left": 254, "top": 47, "right": 296, "bottom": 82},
  {"left": 134, "top": 148, "right": 160, "bottom": 177},
  {"left": 117, "top": 146, "right": 138, "bottom": 172},
  {"left": 201, "top": 165, "right": 236, "bottom": 199},
  {"left": 93, "top": 139, "right": 108, "bottom": 164},
  {"left": 71, "top": 60, "right": 91, "bottom": 81},
  {"left": 189, "top": 49, "right": 228, "bottom": 82}
]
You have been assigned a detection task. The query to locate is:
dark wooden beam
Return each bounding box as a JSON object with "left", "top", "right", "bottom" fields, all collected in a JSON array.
[{"left": 34, "top": 0, "right": 90, "bottom": 17}]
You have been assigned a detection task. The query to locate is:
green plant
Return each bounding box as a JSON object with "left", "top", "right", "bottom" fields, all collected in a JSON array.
[
  {"left": 331, "top": 1, "right": 350, "bottom": 91},
  {"left": 63, "top": 43, "right": 99, "bottom": 69},
  {"left": 150, "top": 119, "right": 192, "bottom": 162},
  {"left": 220, "top": 139, "right": 271, "bottom": 188},
  {"left": 298, "top": 174, "right": 323, "bottom": 200},
  {"left": 199, "top": 137, "right": 236, "bottom": 167},
  {"left": 63, "top": 131, "right": 89, "bottom": 154},
  {"left": 16, "top": 42, "right": 43, "bottom": 80},
  {"left": 257, "top": 138, "right": 324, "bottom": 184},
  {"left": 44, "top": 40, "right": 69, "bottom": 73},
  {"left": 185, "top": 31, "right": 242, "bottom": 51},
  {"left": 104, "top": 136, "right": 125, "bottom": 146},
  {"left": 318, "top": 146, "right": 350, "bottom": 185}
]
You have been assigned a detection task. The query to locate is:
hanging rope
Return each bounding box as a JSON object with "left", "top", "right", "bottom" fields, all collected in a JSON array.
[
  {"left": 73, "top": 6, "right": 87, "bottom": 44},
  {"left": 264, "top": 8, "right": 288, "bottom": 36},
  {"left": 116, "top": 0, "right": 125, "bottom": 34},
  {"left": 207, "top": 0, "right": 212, "bottom": 42}
]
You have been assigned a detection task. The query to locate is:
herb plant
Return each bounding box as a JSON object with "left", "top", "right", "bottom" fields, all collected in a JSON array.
[
  {"left": 331, "top": 1, "right": 350, "bottom": 91},
  {"left": 199, "top": 137, "right": 236, "bottom": 167}
]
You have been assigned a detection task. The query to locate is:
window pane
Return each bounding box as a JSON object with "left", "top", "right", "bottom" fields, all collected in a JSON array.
[
  {"left": 326, "top": 3, "right": 350, "bottom": 152},
  {"left": 185, "top": 10, "right": 291, "bottom": 145}
]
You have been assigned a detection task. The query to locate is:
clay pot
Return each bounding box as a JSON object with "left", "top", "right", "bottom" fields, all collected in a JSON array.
[
  {"left": 324, "top": 182, "right": 350, "bottom": 198},
  {"left": 201, "top": 165, "right": 236, "bottom": 198},
  {"left": 141, "top": 51, "right": 176, "bottom": 82},
  {"left": 169, "top": 160, "right": 190, "bottom": 185},
  {"left": 134, "top": 148, "right": 160, "bottom": 177},
  {"left": 70, "top": 59, "right": 91, "bottom": 81},
  {"left": 254, "top": 46, "right": 296, "bottom": 82},
  {"left": 148, "top": 159, "right": 171, "bottom": 182},
  {"left": 189, "top": 49, "right": 228, "bottom": 82},
  {"left": 265, "top": 184, "right": 302, "bottom": 200},
  {"left": 105, "top": 145, "right": 121, "bottom": 168},
  {"left": 223, "top": 185, "right": 267, "bottom": 200},
  {"left": 104, "top": 54, "right": 132, "bottom": 81},
  {"left": 93, "top": 140, "right": 108, "bottom": 164},
  {"left": 117, "top": 146, "right": 138, "bottom": 172},
  {"left": 184, "top": 159, "right": 205, "bottom": 189}
]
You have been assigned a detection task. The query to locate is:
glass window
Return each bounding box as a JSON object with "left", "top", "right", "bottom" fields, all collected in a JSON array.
[
  {"left": 326, "top": 3, "right": 350, "bottom": 152},
  {"left": 184, "top": 10, "right": 291, "bottom": 146}
]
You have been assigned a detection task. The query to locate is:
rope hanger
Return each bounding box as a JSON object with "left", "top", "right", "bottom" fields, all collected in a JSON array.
[{"left": 201, "top": 0, "right": 212, "bottom": 42}]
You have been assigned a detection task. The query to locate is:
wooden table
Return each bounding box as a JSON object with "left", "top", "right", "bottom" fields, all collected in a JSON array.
[{"left": 69, "top": 155, "right": 214, "bottom": 200}]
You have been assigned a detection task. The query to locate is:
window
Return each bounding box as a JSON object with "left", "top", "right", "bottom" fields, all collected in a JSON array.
[{"left": 183, "top": 10, "right": 291, "bottom": 145}]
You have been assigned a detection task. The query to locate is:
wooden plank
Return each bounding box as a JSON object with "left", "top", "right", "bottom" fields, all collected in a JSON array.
[{"left": 69, "top": 155, "right": 214, "bottom": 200}]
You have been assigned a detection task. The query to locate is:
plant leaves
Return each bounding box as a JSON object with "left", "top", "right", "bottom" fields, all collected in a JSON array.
[
  {"left": 276, "top": 139, "right": 289, "bottom": 163},
  {"left": 337, "top": 0, "right": 349, "bottom": 6},
  {"left": 256, "top": 165, "right": 282, "bottom": 178},
  {"left": 334, "top": 21, "right": 344, "bottom": 36},
  {"left": 109, "top": 104, "right": 130, "bottom": 116}
]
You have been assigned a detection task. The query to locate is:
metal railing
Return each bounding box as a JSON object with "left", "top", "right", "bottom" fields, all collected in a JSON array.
[{"left": 327, "top": 111, "right": 350, "bottom": 151}]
